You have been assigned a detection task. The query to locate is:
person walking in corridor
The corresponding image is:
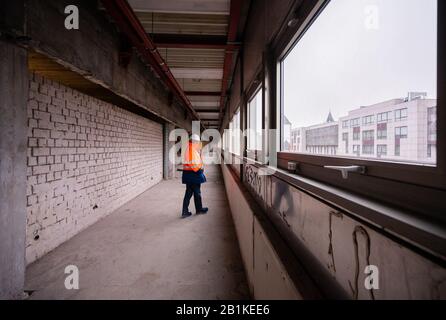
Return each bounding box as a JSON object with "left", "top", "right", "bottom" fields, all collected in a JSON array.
[{"left": 182, "top": 134, "right": 209, "bottom": 218}]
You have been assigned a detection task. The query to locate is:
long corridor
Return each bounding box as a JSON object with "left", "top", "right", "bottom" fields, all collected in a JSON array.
[
  {"left": 25, "top": 165, "right": 249, "bottom": 300},
  {"left": 1, "top": 0, "right": 445, "bottom": 303}
]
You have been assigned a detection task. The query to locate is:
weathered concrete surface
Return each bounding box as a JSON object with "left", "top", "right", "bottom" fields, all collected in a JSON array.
[
  {"left": 163, "top": 123, "right": 176, "bottom": 180},
  {"left": 25, "top": 165, "right": 249, "bottom": 299},
  {"left": 23, "top": 0, "right": 194, "bottom": 131},
  {"left": 0, "top": 41, "right": 28, "bottom": 299}
]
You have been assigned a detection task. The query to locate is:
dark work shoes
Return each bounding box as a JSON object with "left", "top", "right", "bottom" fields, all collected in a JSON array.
[
  {"left": 182, "top": 208, "right": 208, "bottom": 218},
  {"left": 196, "top": 208, "right": 209, "bottom": 215},
  {"left": 181, "top": 212, "right": 192, "bottom": 219}
]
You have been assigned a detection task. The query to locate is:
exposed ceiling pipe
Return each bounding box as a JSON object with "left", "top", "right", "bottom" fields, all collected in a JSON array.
[
  {"left": 100, "top": 0, "right": 202, "bottom": 124},
  {"left": 219, "top": 0, "right": 242, "bottom": 129}
]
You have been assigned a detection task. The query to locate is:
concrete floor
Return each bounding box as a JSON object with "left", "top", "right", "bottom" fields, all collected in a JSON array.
[{"left": 25, "top": 165, "right": 249, "bottom": 300}]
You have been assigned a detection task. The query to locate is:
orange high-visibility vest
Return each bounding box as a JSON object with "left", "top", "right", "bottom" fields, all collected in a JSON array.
[{"left": 183, "top": 141, "right": 203, "bottom": 172}]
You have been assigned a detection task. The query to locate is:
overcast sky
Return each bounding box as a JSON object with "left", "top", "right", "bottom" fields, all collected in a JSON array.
[{"left": 283, "top": 0, "right": 437, "bottom": 129}]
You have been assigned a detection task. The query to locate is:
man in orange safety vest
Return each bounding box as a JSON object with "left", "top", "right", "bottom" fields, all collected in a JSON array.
[{"left": 181, "top": 134, "right": 208, "bottom": 218}]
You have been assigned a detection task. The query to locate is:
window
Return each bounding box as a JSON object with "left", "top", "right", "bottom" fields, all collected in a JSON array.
[
  {"left": 280, "top": 0, "right": 437, "bottom": 166},
  {"left": 362, "top": 130, "right": 374, "bottom": 156},
  {"left": 362, "top": 115, "right": 375, "bottom": 126},
  {"left": 232, "top": 109, "right": 241, "bottom": 155},
  {"left": 276, "top": 0, "right": 443, "bottom": 225},
  {"left": 228, "top": 119, "right": 234, "bottom": 153},
  {"left": 427, "top": 107, "right": 437, "bottom": 158},
  {"left": 362, "top": 145, "right": 374, "bottom": 155},
  {"left": 222, "top": 129, "right": 228, "bottom": 151},
  {"left": 377, "top": 124, "right": 387, "bottom": 140},
  {"left": 395, "top": 127, "right": 408, "bottom": 139},
  {"left": 304, "top": 124, "right": 338, "bottom": 156},
  {"left": 428, "top": 144, "right": 436, "bottom": 159},
  {"left": 350, "top": 118, "right": 360, "bottom": 128},
  {"left": 362, "top": 130, "right": 374, "bottom": 141},
  {"left": 353, "top": 128, "right": 360, "bottom": 141},
  {"left": 342, "top": 132, "right": 349, "bottom": 154},
  {"left": 395, "top": 108, "right": 408, "bottom": 121},
  {"left": 377, "top": 112, "right": 392, "bottom": 123},
  {"left": 427, "top": 107, "right": 437, "bottom": 145},
  {"left": 248, "top": 88, "right": 263, "bottom": 152},
  {"left": 377, "top": 145, "right": 387, "bottom": 157}
]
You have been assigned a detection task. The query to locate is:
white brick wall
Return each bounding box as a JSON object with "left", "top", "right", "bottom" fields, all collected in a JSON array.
[{"left": 26, "top": 73, "right": 163, "bottom": 264}]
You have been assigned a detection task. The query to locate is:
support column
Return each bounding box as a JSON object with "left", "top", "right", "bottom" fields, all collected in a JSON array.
[
  {"left": 163, "top": 123, "right": 176, "bottom": 180},
  {"left": 0, "top": 41, "right": 28, "bottom": 299}
]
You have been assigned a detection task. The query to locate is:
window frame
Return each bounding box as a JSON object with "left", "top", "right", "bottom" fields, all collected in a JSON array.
[
  {"left": 273, "top": 0, "right": 446, "bottom": 220},
  {"left": 377, "top": 111, "right": 392, "bottom": 123},
  {"left": 377, "top": 144, "right": 388, "bottom": 157},
  {"left": 377, "top": 125, "right": 388, "bottom": 140},
  {"left": 395, "top": 108, "right": 408, "bottom": 122},
  {"left": 247, "top": 85, "right": 264, "bottom": 156},
  {"left": 231, "top": 107, "right": 241, "bottom": 156},
  {"left": 362, "top": 115, "right": 375, "bottom": 126},
  {"left": 395, "top": 126, "right": 408, "bottom": 139}
]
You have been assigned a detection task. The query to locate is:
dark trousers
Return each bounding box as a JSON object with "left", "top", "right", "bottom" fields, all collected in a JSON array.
[{"left": 182, "top": 183, "right": 203, "bottom": 214}]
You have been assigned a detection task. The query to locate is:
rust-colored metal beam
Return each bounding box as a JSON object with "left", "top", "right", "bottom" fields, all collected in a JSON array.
[
  {"left": 218, "top": 0, "right": 242, "bottom": 128},
  {"left": 101, "top": 0, "right": 201, "bottom": 124}
]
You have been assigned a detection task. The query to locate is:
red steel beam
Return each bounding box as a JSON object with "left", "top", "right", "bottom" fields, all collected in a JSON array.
[
  {"left": 218, "top": 0, "right": 242, "bottom": 127},
  {"left": 100, "top": 0, "right": 201, "bottom": 123}
]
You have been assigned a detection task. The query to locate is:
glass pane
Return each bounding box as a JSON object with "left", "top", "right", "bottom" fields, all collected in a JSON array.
[
  {"left": 281, "top": 0, "right": 437, "bottom": 165},
  {"left": 234, "top": 109, "right": 241, "bottom": 155},
  {"left": 248, "top": 89, "right": 263, "bottom": 151},
  {"left": 229, "top": 120, "right": 234, "bottom": 153}
]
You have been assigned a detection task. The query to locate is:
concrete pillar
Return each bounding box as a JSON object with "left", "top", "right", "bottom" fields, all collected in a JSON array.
[
  {"left": 0, "top": 41, "right": 28, "bottom": 299},
  {"left": 163, "top": 123, "right": 176, "bottom": 180}
]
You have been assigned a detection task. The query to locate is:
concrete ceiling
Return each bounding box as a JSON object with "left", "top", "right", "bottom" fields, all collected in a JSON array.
[{"left": 128, "top": 0, "right": 236, "bottom": 129}]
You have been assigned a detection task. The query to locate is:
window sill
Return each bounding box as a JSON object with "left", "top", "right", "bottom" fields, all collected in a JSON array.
[{"left": 241, "top": 157, "right": 446, "bottom": 263}]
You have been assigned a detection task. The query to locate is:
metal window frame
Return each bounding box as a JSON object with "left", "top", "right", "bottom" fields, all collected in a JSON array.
[
  {"left": 272, "top": 0, "right": 446, "bottom": 221},
  {"left": 246, "top": 83, "right": 264, "bottom": 156}
]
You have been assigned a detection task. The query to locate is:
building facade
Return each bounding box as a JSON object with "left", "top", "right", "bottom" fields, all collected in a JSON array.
[{"left": 288, "top": 93, "right": 437, "bottom": 165}]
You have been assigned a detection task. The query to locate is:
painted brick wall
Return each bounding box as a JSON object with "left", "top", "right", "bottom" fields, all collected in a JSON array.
[{"left": 26, "top": 73, "right": 163, "bottom": 264}]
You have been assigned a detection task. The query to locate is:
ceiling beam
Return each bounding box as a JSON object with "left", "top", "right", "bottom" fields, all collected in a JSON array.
[
  {"left": 185, "top": 91, "right": 222, "bottom": 97},
  {"left": 152, "top": 34, "right": 240, "bottom": 50},
  {"left": 196, "top": 109, "right": 220, "bottom": 113},
  {"left": 195, "top": 110, "right": 220, "bottom": 114}
]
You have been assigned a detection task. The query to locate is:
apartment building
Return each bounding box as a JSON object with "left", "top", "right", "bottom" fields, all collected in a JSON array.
[
  {"left": 289, "top": 93, "right": 437, "bottom": 164},
  {"left": 338, "top": 93, "right": 437, "bottom": 164}
]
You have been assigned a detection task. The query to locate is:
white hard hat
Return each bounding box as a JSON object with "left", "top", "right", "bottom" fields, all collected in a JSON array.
[{"left": 191, "top": 134, "right": 201, "bottom": 142}]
